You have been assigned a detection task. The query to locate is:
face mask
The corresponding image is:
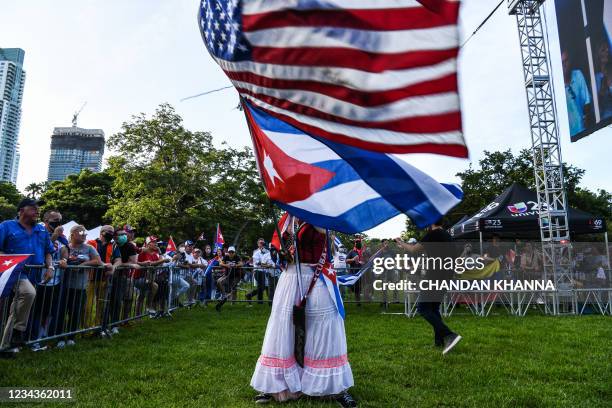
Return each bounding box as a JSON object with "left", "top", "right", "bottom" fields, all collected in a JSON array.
[
  {"left": 48, "top": 221, "right": 62, "bottom": 230},
  {"left": 103, "top": 232, "right": 114, "bottom": 241},
  {"left": 355, "top": 242, "right": 362, "bottom": 249},
  {"left": 117, "top": 235, "right": 128, "bottom": 246}
]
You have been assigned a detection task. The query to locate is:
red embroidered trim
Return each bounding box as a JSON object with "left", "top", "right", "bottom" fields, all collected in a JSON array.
[
  {"left": 259, "top": 355, "right": 297, "bottom": 369},
  {"left": 258, "top": 354, "right": 349, "bottom": 369},
  {"left": 304, "top": 354, "right": 349, "bottom": 369}
]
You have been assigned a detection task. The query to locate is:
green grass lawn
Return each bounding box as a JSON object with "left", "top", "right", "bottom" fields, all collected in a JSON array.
[{"left": 1, "top": 304, "right": 611, "bottom": 408}]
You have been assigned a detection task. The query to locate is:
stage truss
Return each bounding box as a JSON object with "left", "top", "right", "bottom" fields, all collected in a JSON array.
[{"left": 508, "top": 0, "right": 573, "bottom": 314}]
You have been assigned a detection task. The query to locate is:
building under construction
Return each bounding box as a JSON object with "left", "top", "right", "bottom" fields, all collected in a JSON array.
[{"left": 47, "top": 126, "right": 105, "bottom": 182}]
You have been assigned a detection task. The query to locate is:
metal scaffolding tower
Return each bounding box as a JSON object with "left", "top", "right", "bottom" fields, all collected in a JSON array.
[{"left": 508, "top": 0, "right": 573, "bottom": 314}]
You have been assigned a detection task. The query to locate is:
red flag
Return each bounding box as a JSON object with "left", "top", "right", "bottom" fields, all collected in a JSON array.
[
  {"left": 271, "top": 213, "right": 290, "bottom": 251},
  {"left": 166, "top": 236, "right": 177, "bottom": 253}
]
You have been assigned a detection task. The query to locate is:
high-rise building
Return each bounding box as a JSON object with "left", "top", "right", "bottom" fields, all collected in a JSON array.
[
  {"left": 47, "top": 126, "right": 105, "bottom": 182},
  {"left": 0, "top": 48, "right": 26, "bottom": 184}
]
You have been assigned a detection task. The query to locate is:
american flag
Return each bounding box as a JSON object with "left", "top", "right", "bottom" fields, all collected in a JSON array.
[{"left": 199, "top": 0, "right": 466, "bottom": 157}]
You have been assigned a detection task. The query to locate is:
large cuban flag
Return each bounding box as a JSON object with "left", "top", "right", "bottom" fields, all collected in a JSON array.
[{"left": 244, "top": 101, "right": 462, "bottom": 233}]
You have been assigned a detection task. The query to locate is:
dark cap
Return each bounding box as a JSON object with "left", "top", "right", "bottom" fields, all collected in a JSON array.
[{"left": 17, "top": 198, "right": 45, "bottom": 210}]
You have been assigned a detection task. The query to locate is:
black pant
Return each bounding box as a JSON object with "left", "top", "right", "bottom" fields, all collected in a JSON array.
[
  {"left": 28, "top": 285, "right": 62, "bottom": 340},
  {"left": 57, "top": 288, "right": 86, "bottom": 340},
  {"left": 246, "top": 270, "right": 267, "bottom": 304},
  {"left": 417, "top": 301, "right": 453, "bottom": 345},
  {"left": 268, "top": 275, "right": 279, "bottom": 302},
  {"left": 104, "top": 275, "right": 127, "bottom": 327}
]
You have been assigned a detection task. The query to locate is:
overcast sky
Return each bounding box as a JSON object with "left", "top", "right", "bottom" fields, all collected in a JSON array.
[{"left": 1, "top": 0, "right": 610, "bottom": 238}]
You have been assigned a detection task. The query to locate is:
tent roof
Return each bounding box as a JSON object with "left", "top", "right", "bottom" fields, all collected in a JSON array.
[{"left": 450, "top": 183, "right": 607, "bottom": 238}]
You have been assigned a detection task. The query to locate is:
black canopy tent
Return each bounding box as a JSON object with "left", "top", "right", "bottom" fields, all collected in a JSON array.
[{"left": 449, "top": 183, "right": 607, "bottom": 240}]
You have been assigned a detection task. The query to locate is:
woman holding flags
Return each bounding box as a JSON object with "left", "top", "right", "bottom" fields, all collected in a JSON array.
[{"left": 250, "top": 215, "right": 356, "bottom": 407}]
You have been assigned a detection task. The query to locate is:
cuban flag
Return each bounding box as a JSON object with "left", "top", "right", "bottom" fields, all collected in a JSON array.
[
  {"left": 333, "top": 235, "right": 343, "bottom": 251},
  {"left": 320, "top": 263, "right": 345, "bottom": 318},
  {"left": 166, "top": 236, "right": 177, "bottom": 254},
  {"left": 0, "top": 254, "right": 31, "bottom": 298},
  {"left": 203, "top": 255, "right": 220, "bottom": 277},
  {"left": 244, "top": 102, "right": 462, "bottom": 233},
  {"left": 215, "top": 224, "right": 225, "bottom": 251},
  {"left": 337, "top": 246, "right": 385, "bottom": 286}
]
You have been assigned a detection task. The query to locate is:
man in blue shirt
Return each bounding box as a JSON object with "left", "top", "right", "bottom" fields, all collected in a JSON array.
[
  {"left": 562, "top": 49, "right": 593, "bottom": 137},
  {"left": 0, "top": 198, "right": 54, "bottom": 355}
]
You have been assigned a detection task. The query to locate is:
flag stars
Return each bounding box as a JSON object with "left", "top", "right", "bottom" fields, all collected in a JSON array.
[{"left": 200, "top": 0, "right": 249, "bottom": 59}]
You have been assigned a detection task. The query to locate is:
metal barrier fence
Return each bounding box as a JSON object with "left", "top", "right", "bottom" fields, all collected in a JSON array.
[
  {"left": 0, "top": 265, "right": 176, "bottom": 350},
  {"left": 2, "top": 260, "right": 610, "bottom": 351}
]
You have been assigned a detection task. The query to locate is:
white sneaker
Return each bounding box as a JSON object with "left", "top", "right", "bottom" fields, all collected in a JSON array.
[
  {"left": 66, "top": 340, "right": 76, "bottom": 347},
  {"left": 442, "top": 334, "right": 462, "bottom": 355},
  {"left": 56, "top": 341, "right": 66, "bottom": 349},
  {"left": 30, "top": 342, "right": 48, "bottom": 352},
  {"left": 111, "top": 327, "right": 120, "bottom": 335}
]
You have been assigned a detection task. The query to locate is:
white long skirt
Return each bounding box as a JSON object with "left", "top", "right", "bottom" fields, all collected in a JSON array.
[{"left": 250, "top": 263, "right": 354, "bottom": 396}]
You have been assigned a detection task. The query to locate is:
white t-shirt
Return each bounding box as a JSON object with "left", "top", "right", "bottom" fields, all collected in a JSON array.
[
  {"left": 334, "top": 253, "right": 347, "bottom": 271},
  {"left": 191, "top": 256, "right": 208, "bottom": 284}
]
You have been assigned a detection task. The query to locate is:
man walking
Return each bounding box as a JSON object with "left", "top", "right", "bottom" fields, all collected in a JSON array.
[{"left": 396, "top": 219, "right": 462, "bottom": 355}]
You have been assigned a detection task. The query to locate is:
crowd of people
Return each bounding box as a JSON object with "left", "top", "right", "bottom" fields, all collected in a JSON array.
[{"left": 1, "top": 199, "right": 366, "bottom": 357}]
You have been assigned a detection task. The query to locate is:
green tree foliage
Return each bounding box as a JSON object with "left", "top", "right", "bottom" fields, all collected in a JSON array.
[
  {"left": 25, "top": 181, "right": 49, "bottom": 199},
  {"left": 105, "top": 103, "right": 276, "bottom": 253},
  {"left": 39, "top": 169, "right": 114, "bottom": 228},
  {"left": 0, "top": 181, "right": 23, "bottom": 221},
  {"left": 0, "top": 181, "right": 23, "bottom": 206},
  {"left": 404, "top": 149, "right": 611, "bottom": 237},
  {"left": 0, "top": 197, "right": 17, "bottom": 221}
]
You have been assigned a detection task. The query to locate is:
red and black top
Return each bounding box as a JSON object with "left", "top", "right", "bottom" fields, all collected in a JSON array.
[{"left": 296, "top": 224, "right": 325, "bottom": 264}]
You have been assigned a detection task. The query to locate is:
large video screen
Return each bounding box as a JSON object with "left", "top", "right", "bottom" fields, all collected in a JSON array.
[{"left": 555, "top": 0, "right": 612, "bottom": 142}]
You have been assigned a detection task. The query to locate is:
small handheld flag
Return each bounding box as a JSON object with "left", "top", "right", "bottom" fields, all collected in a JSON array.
[
  {"left": 0, "top": 254, "right": 31, "bottom": 298},
  {"left": 215, "top": 224, "right": 225, "bottom": 251},
  {"left": 166, "top": 236, "right": 177, "bottom": 253}
]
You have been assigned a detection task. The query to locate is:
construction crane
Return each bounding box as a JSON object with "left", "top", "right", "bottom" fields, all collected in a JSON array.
[{"left": 72, "top": 101, "right": 87, "bottom": 127}]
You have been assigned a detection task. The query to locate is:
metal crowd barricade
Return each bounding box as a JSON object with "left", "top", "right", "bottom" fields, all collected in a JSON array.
[{"left": 0, "top": 264, "right": 176, "bottom": 351}]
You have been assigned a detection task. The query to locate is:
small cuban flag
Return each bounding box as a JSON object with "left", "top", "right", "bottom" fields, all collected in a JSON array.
[
  {"left": 215, "top": 224, "right": 225, "bottom": 251},
  {"left": 203, "top": 255, "right": 220, "bottom": 278},
  {"left": 0, "top": 254, "right": 31, "bottom": 298},
  {"left": 319, "top": 263, "right": 345, "bottom": 319}
]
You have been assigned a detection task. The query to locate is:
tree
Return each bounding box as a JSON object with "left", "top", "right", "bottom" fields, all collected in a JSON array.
[
  {"left": 39, "top": 169, "right": 114, "bottom": 228},
  {"left": 105, "top": 103, "right": 275, "bottom": 250},
  {"left": 0, "top": 182, "right": 22, "bottom": 221},
  {"left": 0, "top": 197, "right": 17, "bottom": 221},
  {"left": 404, "top": 148, "right": 611, "bottom": 236},
  {"left": 25, "top": 181, "right": 49, "bottom": 199},
  {"left": 0, "top": 181, "right": 23, "bottom": 206}
]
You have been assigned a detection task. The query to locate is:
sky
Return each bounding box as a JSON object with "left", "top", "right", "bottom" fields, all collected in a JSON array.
[{"left": 1, "top": 0, "right": 610, "bottom": 239}]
